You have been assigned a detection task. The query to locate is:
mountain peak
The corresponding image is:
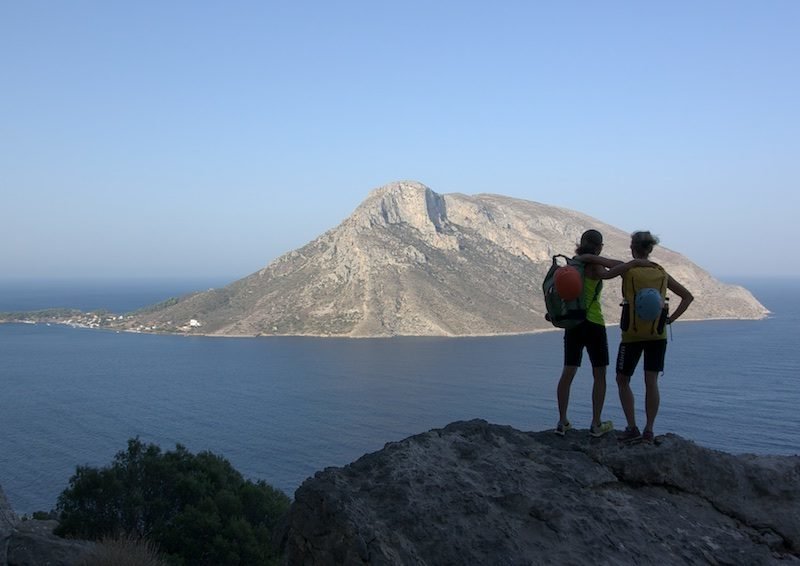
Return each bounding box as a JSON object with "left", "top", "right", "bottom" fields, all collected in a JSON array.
[
  {"left": 367, "top": 179, "right": 431, "bottom": 198},
  {"left": 354, "top": 181, "right": 447, "bottom": 234}
]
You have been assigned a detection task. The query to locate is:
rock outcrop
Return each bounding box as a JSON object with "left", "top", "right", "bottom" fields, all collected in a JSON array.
[
  {"left": 282, "top": 420, "right": 800, "bottom": 565},
  {"left": 116, "top": 181, "right": 767, "bottom": 337},
  {"left": 0, "top": 486, "right": 16, "bottom": 565},
  {"left": 1, "top": 487, "right": 92, "bottom": 566}
]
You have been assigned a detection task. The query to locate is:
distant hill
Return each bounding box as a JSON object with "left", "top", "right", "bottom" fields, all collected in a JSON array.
[{"left": 118, "top": 181, "right": 768, "bottom": 337}]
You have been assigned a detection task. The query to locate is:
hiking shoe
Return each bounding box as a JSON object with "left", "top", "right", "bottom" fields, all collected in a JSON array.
[
  {"left": 641, "top": 430, "right": 654, "bottom": 443},
  {"left": 590, "top": 421, "right": 614, "bottom": 438},
  {"left": 555, "top": 421, "right": 572, "bottom": 436},
  {"left": 618, "top": 426, "right": 641, "bottom": 443}
]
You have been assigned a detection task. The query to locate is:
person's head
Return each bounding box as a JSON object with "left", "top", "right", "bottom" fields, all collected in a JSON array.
[
  {"left": 575, "top": 229, "right": 603, "bottom": 255},
  {"left": 630, "top": 230, "right": 659, "bottom": 258}
]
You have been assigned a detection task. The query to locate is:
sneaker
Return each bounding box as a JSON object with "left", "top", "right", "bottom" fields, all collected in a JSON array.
[
  {"left": 555, "top": 420, "right": 572, "bottom": 436},
  {"left": 590, "top": 420, "right": 614, "bottom": 438},
  {"left": 618, "top": 426, "right": 641, "bottom": 443},
  {"left": 641, "top": 430, "right": 654, "bottom": 443}
]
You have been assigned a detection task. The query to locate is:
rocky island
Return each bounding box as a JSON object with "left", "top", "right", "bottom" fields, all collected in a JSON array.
[{"left": 1, "top": 181, "right": 768, "bottom": 336}]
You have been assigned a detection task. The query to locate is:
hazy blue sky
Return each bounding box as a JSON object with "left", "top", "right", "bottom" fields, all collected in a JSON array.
[{"left": 2, "top": 1, "right": 798, "bottom": 280}]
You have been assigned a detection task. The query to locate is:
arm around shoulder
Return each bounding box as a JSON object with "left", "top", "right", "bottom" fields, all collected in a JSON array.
[
  {"left": 575, "top": 254, "right": 623, "bottom": 268},
  {"left": 598, "top": 258, "right": 651, "bottom": 280}
]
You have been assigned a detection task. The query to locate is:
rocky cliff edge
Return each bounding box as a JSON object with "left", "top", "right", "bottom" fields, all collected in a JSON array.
[
  {"left": 1, "top": 485, "right": 92, "bottom": 566},
  {"left": 283, "top": 420, "right": 799, "bottom": 565}
]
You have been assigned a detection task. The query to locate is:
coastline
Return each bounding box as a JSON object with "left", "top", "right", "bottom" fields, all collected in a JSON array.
[{"left": 0, "top": 313, "right": 769, "bottom": 339}]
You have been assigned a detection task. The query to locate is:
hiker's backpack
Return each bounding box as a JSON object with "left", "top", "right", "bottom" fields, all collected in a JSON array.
[
  {"left": 620, "top": 263, "right": 669, "bottom": 338},
  {"left": 542, "top": 254, "right": 601, "bottom": 329}
]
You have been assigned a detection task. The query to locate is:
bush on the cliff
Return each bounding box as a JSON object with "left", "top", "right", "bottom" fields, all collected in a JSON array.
[{"left": 55, "top": 438, "right": 291, "bottom": 566}]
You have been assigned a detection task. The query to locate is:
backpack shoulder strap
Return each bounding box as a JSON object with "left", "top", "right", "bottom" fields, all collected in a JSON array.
[{"left": 656, "top": 263, "right": 668, "bottom": 294}]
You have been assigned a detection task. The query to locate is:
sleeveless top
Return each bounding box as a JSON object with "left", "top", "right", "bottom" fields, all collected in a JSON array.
[{"left": 583, "top": 278, "right": 604, "bottom": 325}]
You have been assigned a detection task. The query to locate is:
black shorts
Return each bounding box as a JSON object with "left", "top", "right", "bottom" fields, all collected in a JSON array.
[
  {"left": 564, "top": 321, "right": 609, "bottom": 368},
  {"left": 615, "top": 340, "right": 668, "bottom": 377}
]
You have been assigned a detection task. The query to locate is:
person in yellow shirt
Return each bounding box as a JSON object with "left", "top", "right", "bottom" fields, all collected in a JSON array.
[{"left": 615, "top": 231, "right": 694, "bottom": 443}]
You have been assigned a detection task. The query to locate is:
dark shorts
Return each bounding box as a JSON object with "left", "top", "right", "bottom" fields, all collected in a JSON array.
[
  {"left": 615, "top": 340, "right": 668, "bottom": 377},
  {"left": 564, "top": 321, "right": 609, "bottom": 368}
]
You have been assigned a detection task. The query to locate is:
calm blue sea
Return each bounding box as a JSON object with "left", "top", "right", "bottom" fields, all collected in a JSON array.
[{"left": 1, "top": 278, "right": 798, "bottom": 515}]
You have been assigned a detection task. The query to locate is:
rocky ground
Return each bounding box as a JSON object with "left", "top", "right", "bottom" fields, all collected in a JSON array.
[
  {"left": 4, "top": 419, "right": 798, "bottom": 565},
  {"left": 1, "top": 487, "right": 92, "bottom": 566},
  {"left": 282, "top": 419, "right": 799, "bottom": 565}
]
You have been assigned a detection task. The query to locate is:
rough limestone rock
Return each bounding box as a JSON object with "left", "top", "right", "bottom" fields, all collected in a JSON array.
[
  {"left": 5, "top": 520, "right": 93, "bottom": 566},
  {"left": 282, "top": 420, "right": 800, "bottom": 565},
  {"left": 0, "top": 488, "right": 92, "bottom": 566},
  {"left": 0, "top": 486, "right": 17, "bottom": 566},
  {"left": 114, "top": 181, "right": 767, "bottom": 337}
]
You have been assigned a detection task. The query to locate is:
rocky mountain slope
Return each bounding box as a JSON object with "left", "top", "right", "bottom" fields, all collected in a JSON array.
[
  {"left": 282, "top": 420, "right": 800, "bottom": 565},
  {"left": 121, "top": 181, "right": 767, "bottom": 337}
]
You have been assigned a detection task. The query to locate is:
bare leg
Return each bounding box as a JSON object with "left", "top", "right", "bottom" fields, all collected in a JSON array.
[
  {"left": 616, "top": 372, "right": 636, "bottom": 429},
  {"left": 591, "top": 365, "right": 607, "bottom": 426},
  {"left": 557, "top": 366, "right": 578, "bottom": 423},
  {"left": 644, "top": 370, "right": 660, "bottom": 433}
]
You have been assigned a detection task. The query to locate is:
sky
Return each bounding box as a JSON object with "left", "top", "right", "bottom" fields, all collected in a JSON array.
[{"left": 2, "top": 1, "right": 798, "bottom": 281}]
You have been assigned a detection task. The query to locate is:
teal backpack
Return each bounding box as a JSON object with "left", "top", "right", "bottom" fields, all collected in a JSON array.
[{"left": 542, "top": 254, "right": 601, "bottom": 329}]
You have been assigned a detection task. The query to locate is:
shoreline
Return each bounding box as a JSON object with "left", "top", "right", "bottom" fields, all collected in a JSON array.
[{"left": 0, "top": 314, "right": 770, "bottom": 339}]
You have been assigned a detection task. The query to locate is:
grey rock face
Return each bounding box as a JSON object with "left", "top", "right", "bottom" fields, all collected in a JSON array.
[
  {"left": 282, "top": 420, "right": 799, "bottom": 565},
  {"left": 127, "top": 181, "right": 768, "bottom": 337},
  {"left": 1, "top": 488, "right": 93, "bottom": 566},
  {"left": 0, "top": 486, "right": 18, "bottom": 566},
  {"left": 0, "top": 515, "right": 93, "bottom": 566},
  {"left": 5, "top": 520, "right": 93, "bottom": 566}
]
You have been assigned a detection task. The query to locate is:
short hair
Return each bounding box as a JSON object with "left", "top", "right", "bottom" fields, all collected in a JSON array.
[
  {"left": 575, "top": 229, "right": 603, "bottom": 255},
  {"left": 631, "top": 231, "right": 659, "bottom": 256}
]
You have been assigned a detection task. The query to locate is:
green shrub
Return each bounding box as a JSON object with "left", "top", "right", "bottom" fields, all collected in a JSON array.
[{"left": 55, "top": 438, "right": 291, "bottom": 565}]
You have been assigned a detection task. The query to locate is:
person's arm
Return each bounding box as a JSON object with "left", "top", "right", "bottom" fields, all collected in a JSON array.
[
  {"left": 575, "top": 254, "right": 623, "bottom": 268},
  {"left": 592, "top": 258, "right": 652, "bottom": 280},
  {"left": 666, "top": 276, "right": 694, "bottom": 324}
]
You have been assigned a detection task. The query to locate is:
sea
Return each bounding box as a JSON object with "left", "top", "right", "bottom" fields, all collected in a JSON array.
[{"left": 1, "top": 277, "right": 798, "bottom": 515}]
